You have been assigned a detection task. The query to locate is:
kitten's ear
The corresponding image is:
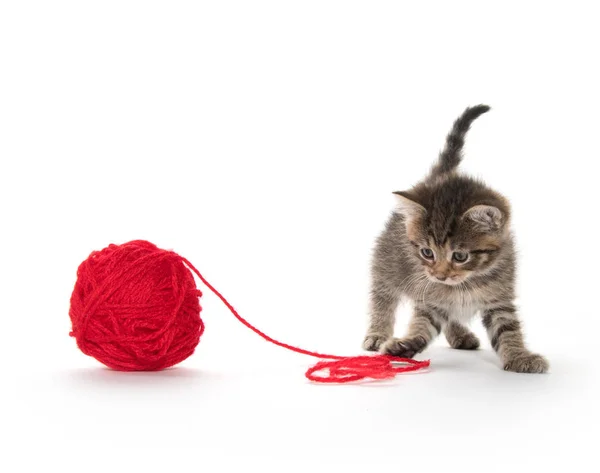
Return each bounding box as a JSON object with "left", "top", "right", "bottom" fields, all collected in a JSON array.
[
  {"left": 393, "top": 191, "right": 426, "bottom": 219},
  {"left": 462, "top": 205, "right": 504, "bottom": 233}
]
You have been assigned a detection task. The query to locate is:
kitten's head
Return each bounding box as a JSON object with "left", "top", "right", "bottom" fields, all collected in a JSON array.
[{"left": 393, "top": 178, "right": 510, "bottom": 286}]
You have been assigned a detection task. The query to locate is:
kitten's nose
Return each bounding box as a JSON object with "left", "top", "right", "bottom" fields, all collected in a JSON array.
[{"left": 434, "top": 274, "right": 447, "bottom": 281}]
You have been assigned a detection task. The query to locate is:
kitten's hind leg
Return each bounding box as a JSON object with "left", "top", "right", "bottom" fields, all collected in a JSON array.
[
  {"left": 444, "top": 321, "right": 480, "bottom": 350},
  {"left": 380, "top": 304, "right": 443, "bottom": 358}
]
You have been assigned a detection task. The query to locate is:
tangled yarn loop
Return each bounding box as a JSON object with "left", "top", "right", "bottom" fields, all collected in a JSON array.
[
  {"left": 69, "top": 240, "right": 430, "bottom": 382},
  {"left": 305, "top": 356, "right": 429, "bottom": 383}
]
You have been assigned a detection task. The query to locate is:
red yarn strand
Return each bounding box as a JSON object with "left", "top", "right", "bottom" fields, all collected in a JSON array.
[
  {"left": 69, "top": 240, "right": 429, "bottom": 381},
  {"left": 179, "top": 256, "right": 430, "bottom": 383}
]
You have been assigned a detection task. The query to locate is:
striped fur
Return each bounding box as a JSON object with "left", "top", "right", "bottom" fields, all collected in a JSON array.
[
  {"left": 380, "top": 304, "right": 443, "bottom": 358},
  {"left": 482, "top": 306, "right": 548, "bottom": 373},
  {"left": 429, "top": 104, "right": 490, "bottom": 178},
  {"left": 444, "top": 321, "right": 480, "bottom": 350},
  {"left": 362, "top": 105, "right": 548, "bottom": 373}
]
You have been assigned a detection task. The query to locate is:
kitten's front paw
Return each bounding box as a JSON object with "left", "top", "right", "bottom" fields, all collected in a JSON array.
[
  {"left": 362, "top": 333, "right": 390, "bottom": 352},
  {"left": 503, "top": 352, "right": 549, "bottom": 374},
  {"left": 381, "top": 337, "right": 427, "bottom": 358},
  {"left": 450, "top": 333, "right": 480, "bottom": 350}
]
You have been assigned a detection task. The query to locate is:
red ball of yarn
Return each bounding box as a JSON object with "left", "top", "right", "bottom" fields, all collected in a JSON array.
[
  {"left": 69, "top": 240, "right": 204, "bottom": 371},
  {"left": 69, "top": 239, "right": 430, "bottom": 381}
]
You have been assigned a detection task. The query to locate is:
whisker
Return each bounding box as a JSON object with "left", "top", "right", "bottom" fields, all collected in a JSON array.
[
  {"left": 404, "top": 273, "right": 427, "bottom": 297},
  {"left": 463, "top": 279, "right": 474, "bottom": 306},
  {"left": 424, "top": 281, "right": 431, "bottom": 306}
]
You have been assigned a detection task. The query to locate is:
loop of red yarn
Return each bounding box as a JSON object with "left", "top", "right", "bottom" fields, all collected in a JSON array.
[
  {"left": 69, "top": 240, "right": 430, "bottom": 382},
  {"left": 305, "top": 356, "right": 428, "bottom": 383}
]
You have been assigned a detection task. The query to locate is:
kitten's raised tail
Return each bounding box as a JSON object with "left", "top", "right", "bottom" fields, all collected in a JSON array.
[{"left": 429, "top": 104, "right": 490, "bottom": 178}]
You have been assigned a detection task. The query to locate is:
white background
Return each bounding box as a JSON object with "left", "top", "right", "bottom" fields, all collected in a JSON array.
[{"left": 1, "top": 1, "right": 599, "bottom": 472}]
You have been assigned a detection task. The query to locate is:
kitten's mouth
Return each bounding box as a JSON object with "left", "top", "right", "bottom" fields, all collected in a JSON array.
[{"left": 426, "top": 274, "right": 464, "bottom": 286}]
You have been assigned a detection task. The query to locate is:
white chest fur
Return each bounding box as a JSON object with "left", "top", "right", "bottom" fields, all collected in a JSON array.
[
  {"left": 433, "top": 290, "right": 482, "bottom": 323},
  {"left": 412, "top": 284, "right": 484, "bottom": 323},
  {"left": 447, "top": 300, "right": 481, "bottom": 323}
]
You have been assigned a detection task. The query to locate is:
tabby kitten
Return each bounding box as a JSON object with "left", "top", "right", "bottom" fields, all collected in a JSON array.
[{"left": 362, "top": 105, "right": 548, "bottom": 373}]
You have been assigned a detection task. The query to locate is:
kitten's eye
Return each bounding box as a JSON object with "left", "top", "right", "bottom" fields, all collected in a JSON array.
[
  {"left": 420, "top": 248, "right": 434, "bottom": 260},
  {"left": 452, "top": 251, "right": 469, "bottom": 263}
]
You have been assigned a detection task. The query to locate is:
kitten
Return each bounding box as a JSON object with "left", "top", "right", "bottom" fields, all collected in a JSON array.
[{"left": 362, "top": 105, "right": 548, "bottom": 373}]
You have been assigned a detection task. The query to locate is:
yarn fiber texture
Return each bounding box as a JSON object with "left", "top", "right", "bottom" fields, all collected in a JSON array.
[{"left": 69, "top": 240, "right": 204, "bottom": 371}]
